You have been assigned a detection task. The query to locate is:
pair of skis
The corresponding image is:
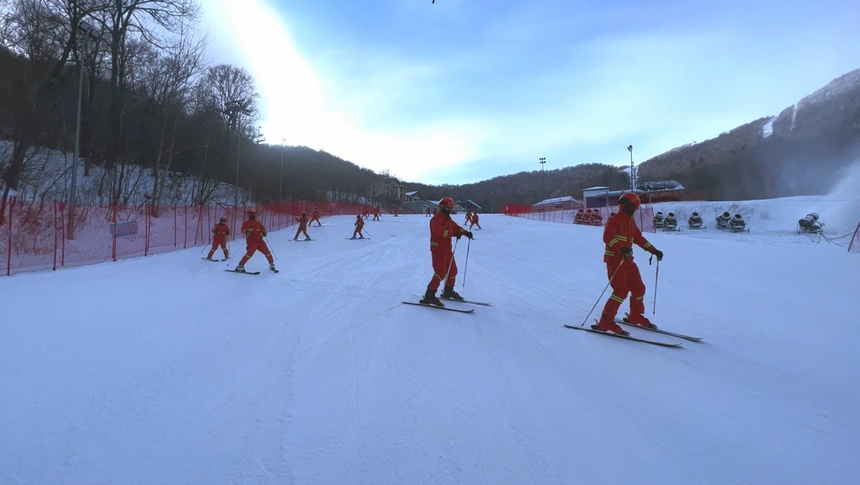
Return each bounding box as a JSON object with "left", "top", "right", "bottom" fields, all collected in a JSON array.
[
  {"left": 401, "top": 296, "right": 491, "bottom": 314},
  {"left": 564, "top": 318, "right": 702, "bottom": 347},
  {"left": 224, "top": 267, "right": 279, "bottom": 275}
]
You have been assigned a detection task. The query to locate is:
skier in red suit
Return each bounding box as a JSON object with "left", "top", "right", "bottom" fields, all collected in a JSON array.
[
  {"left": 470, "top": 212, "right": 481, "bottom": 230},
  {"left": 294, "top": 211, "right": 311, "bottom": 240},
  {"left": 309, "top": 207, "right": 322, "bottom": 226},
  {"left": 420, "top": 197, "right": 473, "bottom": 306},
  {"left": 351, "top": 214, "right": 365, "bottom": 239},
  {"left": 207, "top": 216, "right": 230, "bottom": 260},
  {"left": 234, "top": 209, "right": 276, "bottom": 272},
  {"left": 593, "top": 192, "right": 663, "bottom": 335}
]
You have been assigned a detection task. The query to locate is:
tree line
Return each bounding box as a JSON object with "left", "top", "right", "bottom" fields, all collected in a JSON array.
[
  {"left": 0, "top": 0, "right": 382, "bottom": 223},
  {"left": 0, "top": 0, "right": 639, "bottom": 218}
]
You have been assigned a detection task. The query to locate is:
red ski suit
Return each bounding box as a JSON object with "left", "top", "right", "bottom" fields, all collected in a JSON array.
[
  {"left": 238, "top": 218, "right": 274, "bottom": 266},
  {"left": 427, "top": 210, "right": 469, "bottom": 291},
  {"left": 599, "top": 211, "right": 659, "bottom": 322},
  {"left": 310, "top": 209, "right": 321, "bottom": 226},
  {"left": 208, "top": 222, "right": 230, "bottom": 258},
  {"left": 294, "top": 214, "right": 310, "bottom": 239},
  {"left": 352, "top": 216, "right": 365, "bottom": 237}
]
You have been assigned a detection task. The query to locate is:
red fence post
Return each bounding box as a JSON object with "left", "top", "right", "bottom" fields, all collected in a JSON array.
[
  {"left": 52, "top": 201, "right": 58, "bottom": 271},
  {"left": 112, "top": 204, "right": 119, "bottom": 261},
  {"left": 4, "top": 197, "right": 14, "bottom": 276}
]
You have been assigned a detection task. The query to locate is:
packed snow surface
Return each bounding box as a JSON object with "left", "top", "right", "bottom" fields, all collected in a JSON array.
[{"left": 2, "top": 200, "right": 859, "bottom": 483}]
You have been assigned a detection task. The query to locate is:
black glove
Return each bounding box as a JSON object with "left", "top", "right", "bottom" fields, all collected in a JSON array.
[
  {"left": 653, "top": 249, "right": 663, "bottom": 261},
  {"left": 620, "top": 247, "right": 633, "bottom": 260},
  {"left": 465, "top": 231, "right": 473, "bottom": 240}
]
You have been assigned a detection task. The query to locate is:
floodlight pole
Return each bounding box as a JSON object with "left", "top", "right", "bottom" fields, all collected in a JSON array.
[
  {"left": 539, "top": 157, "right": 546, "bottom": 194},
  {"left": 627, "top": 145, "right": 635, "bottom": 191}
]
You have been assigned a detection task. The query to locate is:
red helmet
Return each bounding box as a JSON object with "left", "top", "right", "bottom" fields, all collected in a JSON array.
[
  {"left": 439, "top": 197, "right": 454, "bottom": 208},
  {"left": 618, "top": 192, "right": 641, "bottom": 210},
  {"left": 247, "top": 208, "right": 257, "bottom": 215}
]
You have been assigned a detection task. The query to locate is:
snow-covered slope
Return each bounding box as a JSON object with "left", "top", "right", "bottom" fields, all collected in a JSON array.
[{"left": 2, "top": 202, "right": 859, "bottom": 483}]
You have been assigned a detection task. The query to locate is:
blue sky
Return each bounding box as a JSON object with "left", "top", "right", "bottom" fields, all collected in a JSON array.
[{"left": 201, "top": 0, "right": 860, "bottom": 185}]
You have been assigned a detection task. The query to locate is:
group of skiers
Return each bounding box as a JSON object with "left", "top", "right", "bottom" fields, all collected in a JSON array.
[
  {"left": 208, "top": 194, "right": 665, "bottom": 338},
  {"left": 414, "top": 193, "right": 662, "bottom": 337},
  {"left": 463, "top": 210, "right": 482, "bottom": 230},
  {"left": 574, "top": 208, "right": 604, "bottom": 226},
  {"left": 205, "top": 205, "right": 400, "bottom": 272},
  {"left": 205, "top": 209, "right": 277, "bottom": 272}
]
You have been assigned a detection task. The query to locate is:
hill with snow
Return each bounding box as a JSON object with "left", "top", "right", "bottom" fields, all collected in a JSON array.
[{"left": 2, "top": 195, "right": 859, "bottom": 483}]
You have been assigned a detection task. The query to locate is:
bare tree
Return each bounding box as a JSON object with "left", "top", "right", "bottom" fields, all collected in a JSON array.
[
  {"left": 127, "top": 22, "right": 205, "bottom": 212},
  {"left": 197, "top": 64, "right": 260, "bottom": 137},
  {"left": 99, "top": 0, "right": 201, "bottom": 170}
]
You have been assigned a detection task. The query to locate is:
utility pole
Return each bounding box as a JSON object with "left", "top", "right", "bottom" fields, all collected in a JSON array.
[
  {"left": 230, "top": 99, "right": 252, "bottom": 209},
  {"left": 68, "top": 22, "right": 98, "bottom": 239},
  {"left": 627, "top": 145, "right": 635, "bottom": 191},
  {"left": 539, "top": 157, "right": 546, "bottom": 195}
]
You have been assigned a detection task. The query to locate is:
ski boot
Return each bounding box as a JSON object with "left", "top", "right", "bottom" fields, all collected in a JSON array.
[
  {"left": 441, "top": 286, "right": 464, "bottom": 301},
  {"left": 626, "top": 314, "right": 657, "bottom": 329},
  {"left": 591, "top": 316, "right": 629, "bottom": 336},
  {"left": 269, "top": 264, "right": 279, "bottom": 273},
  {"left": 420, "top": 286, "right": 443, "bottom": 307},
  {"left": 234, "top": 265, "right": 246, "bottom": 273}
]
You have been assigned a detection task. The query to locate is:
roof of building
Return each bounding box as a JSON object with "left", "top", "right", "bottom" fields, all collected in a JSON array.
[{"left": 533, "top": 195, "right": 581, "bottom": 206}]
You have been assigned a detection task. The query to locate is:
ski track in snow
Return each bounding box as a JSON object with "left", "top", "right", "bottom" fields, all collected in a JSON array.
[{"left": 1, "top": 206, "right": 859, "bottom": 483}]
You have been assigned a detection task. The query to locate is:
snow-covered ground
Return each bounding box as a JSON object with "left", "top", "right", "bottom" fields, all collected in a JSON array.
[{"left": 2, "top": 195, "right": 859, "bottom": 483}]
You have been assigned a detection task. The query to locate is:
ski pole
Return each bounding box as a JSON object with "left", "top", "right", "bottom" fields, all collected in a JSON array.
[
  {"left": 441, "top": 237, "right": 460, "bottom": 288},
  {"left": 652, "top": 259, "right": 660, "bottom": 315},
  {"left": 362, "top": 228, "right": 372, "bottom": 238},
  {"left": 264, "top": 236, "right": 278, "bottom": 260},
  {"left": 579, "top": 261, "right": 624, "bottom": 328},
  {"left": 462, "top": 237, "right": 472, "bottom": 288}
]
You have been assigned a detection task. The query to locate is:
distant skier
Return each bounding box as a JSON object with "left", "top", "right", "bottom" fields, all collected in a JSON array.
[
  {"left": 420, "top": 197, "right": 473, "bottom": 306},
  {"left": 592, "top": 192, "right": 664, "bottom": 335},
  {"left": 470, "top": 211, "right": 482, "bottom": 230},
  {"left": 688, "top": 211, "right": 703, "bottom": 229},
  {"left": 351, "top": 214, "right": 365, "bottom": 239},
  {"left": 294, "top": 211, "right": 311, "bottom": 240},
  {"left": 464, "top": 210, "right": 473, "bottom": 225},
  {"left": 716, "top": 211, "right": 731, "bottom": 229},
  {"left": 234, "top": 209, "right": 276, "bottom": 272},
  {"left": 372, "top": 206, "right": 381, "bottom": 221},
  {"left": 309, "top": 207, "right": 322, "bottom": 226},
  {"left": 207, "top": 216, "right": 230, "bottom": 260}
]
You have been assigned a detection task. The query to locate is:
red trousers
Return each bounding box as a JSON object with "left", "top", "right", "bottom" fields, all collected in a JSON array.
[
  {"left": 208, "top": 237, "right": 228, "bottom": 258},
  {"left": 238, "top": 240, "right": 273, "bottom": 266},
  {"left": 600, "top": 260, "right": 647, "bottom": 321},
  {"left": 428, "top": 251, "right": 457, "bottom": 290}
]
